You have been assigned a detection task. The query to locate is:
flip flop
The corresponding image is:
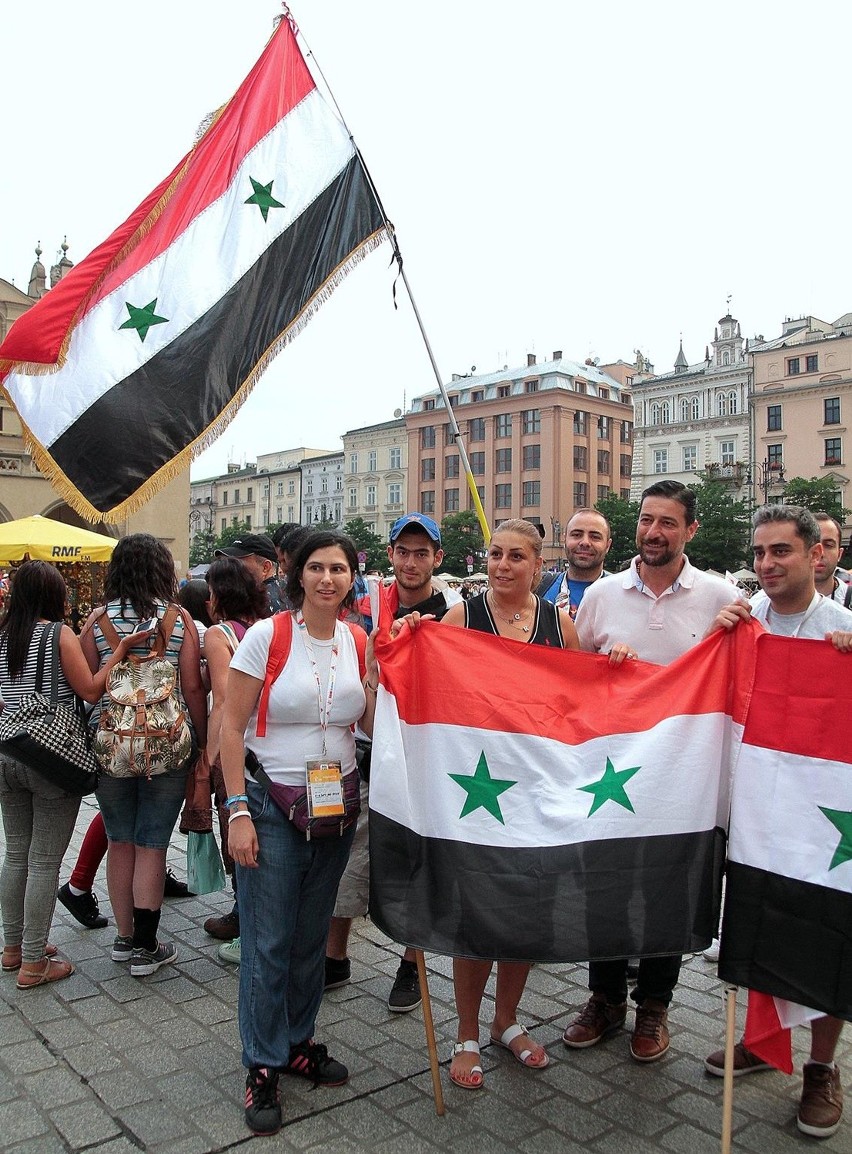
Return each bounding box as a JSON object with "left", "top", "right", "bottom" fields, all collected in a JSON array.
[
  {"left": 16, "top": 956, "right": 74, "bottom": 989},
  {"left": 449, "top": 1039, "right": 483, "bottom": 1090},
  {"left": 489, "top": 1022, "right": 549, "bottom": 1069},
  {"left": 2, "top": 943, "right": 58, "bottom": 973}
]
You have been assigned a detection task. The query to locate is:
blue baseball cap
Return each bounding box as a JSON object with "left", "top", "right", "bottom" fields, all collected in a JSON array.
[{"left": 389, "top": 513, "right": 442, "bottom": 545}]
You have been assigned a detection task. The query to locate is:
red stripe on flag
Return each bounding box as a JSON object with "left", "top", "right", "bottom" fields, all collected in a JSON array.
[{"left": 744, "top": 990, "right": 794, "bottom": 1074}]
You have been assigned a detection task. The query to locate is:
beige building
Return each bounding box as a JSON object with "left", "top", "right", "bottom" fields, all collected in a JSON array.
[
  {"left": 342, "top": 418, "right": 406, "bottom": 538},
  {"left": 0, "top": 245, "right": 190, "bottom": 570},
  {"left": 750, "top": 314, "right": 852, "bottom": 515},
  {"left": 405, "top": 351, "right": 634, "bottom": 566}
]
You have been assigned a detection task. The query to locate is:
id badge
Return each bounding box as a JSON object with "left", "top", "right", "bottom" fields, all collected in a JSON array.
[{"left": 305, "top": 758, "right": 345, "bottom": 817}]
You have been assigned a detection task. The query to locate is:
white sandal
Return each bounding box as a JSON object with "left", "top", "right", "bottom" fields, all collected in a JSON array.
[
  {"left": 449, "top": 1039, "right": 483, "bottom": 1089},
  {"left": 489, "top": 1022, "right": 549, "bottom": 1068}
]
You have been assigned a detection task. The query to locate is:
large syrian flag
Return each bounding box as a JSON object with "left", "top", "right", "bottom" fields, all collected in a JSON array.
[
  {"left": 719, "top": 633, "right": 852, "bottom": 1025},
  {"left": 369, "top": 620, "right": 756, "bottom": 963},
  {"left": 0, "top": 15, "right": 386, "bottom": 521}
]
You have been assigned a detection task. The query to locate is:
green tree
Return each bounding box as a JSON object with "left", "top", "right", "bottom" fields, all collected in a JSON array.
[
  {"left": 779, "top": 476, "right": 848, "bottom": 521},
  {"left": 687, "top": 479, "right": 752, "bottom": 572},
  {"left": 188, "top": 528, "right": 216, "bottom": 567},
  {"left": 342, "top": 517, "right": 387, "bottom": 572},
  {"left": 594, "top": 494, "right": 640, "bottom": 571},
  {"left": 440, "top": 510, "right": 485, "bottom": 575}
]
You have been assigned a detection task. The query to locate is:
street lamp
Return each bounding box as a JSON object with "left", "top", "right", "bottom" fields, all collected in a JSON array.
[{"left": 747, "top": 460, "right": 786, "bottom": 504}]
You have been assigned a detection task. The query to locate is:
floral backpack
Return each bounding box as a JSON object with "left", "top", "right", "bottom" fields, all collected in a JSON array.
[{"left": 94, "top": 604, "right": 192, "bottom": 778}]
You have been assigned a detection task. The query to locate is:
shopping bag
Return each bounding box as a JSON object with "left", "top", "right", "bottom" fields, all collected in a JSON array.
[{"left": 186, "top": 830, "right": 226, "bottom": 895}]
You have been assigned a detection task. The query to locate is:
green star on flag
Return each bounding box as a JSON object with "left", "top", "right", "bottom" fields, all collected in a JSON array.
[
  {"left": 245, "top": 176, "right": 285, "bottom": 221},
  {"left": 449, "top": 751, "right": 517, "bottom": 825},
  {"left": 119, "top": 299, "right": 169, "bottom": 342},
  {"left": 819, "top": 807, "right": 852, "bottom": 871},
  {"left": 579, "top": 757, "right": 641, "bottom": 817}
]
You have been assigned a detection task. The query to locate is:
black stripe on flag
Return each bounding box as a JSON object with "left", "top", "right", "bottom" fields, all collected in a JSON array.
[
  {"left": 368, "top": 810, "right": 725, "bottom": 963},
  {"left": 51, "top": 155, "right": 384, "bottom": 513},
  {"left": 719, "top": 861, "right": 852, "bottom": 1020}
]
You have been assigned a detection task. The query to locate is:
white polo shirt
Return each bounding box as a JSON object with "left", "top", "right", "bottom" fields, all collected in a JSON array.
[{"left": 575, "top": 555, "right": 735, "bottom": 665}]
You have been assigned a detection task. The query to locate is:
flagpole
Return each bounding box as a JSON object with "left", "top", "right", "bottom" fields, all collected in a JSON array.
[
  {"left": 720, "top": 984, "right": 738, "bottom": 1154},
  {"left": 414, "top": 949, "right": 446, "bottom": 1116},
  {"left": 291, "top": 6, "right": 491, "bottom": 546}
]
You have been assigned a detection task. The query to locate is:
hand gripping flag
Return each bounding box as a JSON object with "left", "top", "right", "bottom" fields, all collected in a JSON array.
[{"left": 0, "top": 16, "right": 387, "bottom": 521}]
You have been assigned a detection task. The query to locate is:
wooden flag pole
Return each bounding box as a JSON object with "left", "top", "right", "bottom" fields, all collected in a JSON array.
[
  {"left": 720, "top": 984, "right": 738, "bottom": 1154},
  {"left": 414, "top": 949, "right": 445, "bottom": 1116}
]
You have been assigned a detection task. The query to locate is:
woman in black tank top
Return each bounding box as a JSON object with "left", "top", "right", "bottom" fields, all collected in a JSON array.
[{"left": 439, "top": 520, "right": 578, "bottom": 1089}]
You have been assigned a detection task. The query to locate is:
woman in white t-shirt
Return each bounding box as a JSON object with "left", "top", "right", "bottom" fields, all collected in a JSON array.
[{"left": 219, "top": 531, "right": 377, "bottom": 1138}]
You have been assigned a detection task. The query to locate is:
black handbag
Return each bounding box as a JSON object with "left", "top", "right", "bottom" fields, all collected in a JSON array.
[{"left": 0, "top": 622, "right": 98, "bottom": 796}]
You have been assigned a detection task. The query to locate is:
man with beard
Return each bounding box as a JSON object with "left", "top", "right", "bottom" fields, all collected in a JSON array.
[
  {"left": 813, "top": 512, "right": 852, "bottom": 606},
  {"left": 563, "top": 480, "right": 733, "bottom": 1064},
  {"left": 539, "top": 508, "right": 612, "bottom": 619}
]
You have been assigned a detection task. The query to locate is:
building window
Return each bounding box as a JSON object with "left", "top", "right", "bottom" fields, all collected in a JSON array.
[
  {"left": 421, "top": 490, "right": 435, "bottom": 514},
  {"left": 498, "top": 385, "right": 511, "bottom": 398},
  {"left": 621, "top": 422, "right": 633, "bottom": 444},
  {"left": 597, "top": 449, "right": 610, "bottom": 472},
  {"left": 573, "top": 482, "right": 588, "bottom": 506},
  {"left": 222, "top": 518, "right": 227, "bottom": 532},
  {"left": 653, "top": 449, "right": 668, "bottom": 474},
  {"left": 574, "top": 411, "right": 587, "bottom": 435},
  {"left": 720, "top": 440, "right": 735, "bottom": 466},
  {"left": 787, "top": 357, "right": 800, "bottom": 376},
  {"left": 716, "top": 393, "right": 728, "bottom": 417},
  {"left": 767, "top": 404, "right": 782, "bottom": 431},
  {"left": 470, "top": 451, "right": 485, "bottom": 475},
  {"left": 767, "top": 443, "right": 783, "bottom": 470},
  {"left": 598, "top": 415, "right": 610, "bottom": 438},
  {"left": 247, "top": 487, "right": 253, "bottom": 502},
  {"left": 471, "top": 390, "right": 484, "bottom": 403},
  {"left": 422, "top": 426, "right": 436, "bottom": 448},
  {"left": 350, "top": 453, "right": 358, "bottom": 473},
  {"left": 599, "top": 388, "right": 609, "bottom": 400},
  {"left": 573, "top": 446, "right": 588, "bottom": 470},
  {"left": 495, "top": 414, "right": 512, "bottom": 438},
  {"left": 245, "top": 515, "right": 252, "bottom": 530},
  {"left": 682, "top": 445, "right": 697, "bottom": 472},
  {"left": 597, "top": 485, "right": 610, "bottom": 501},
  {"left": 222, "top": 491, "right": 228, "bottom": 506},
  {"left": 424, "top": 398, "right": 435, "bottom": 410},
  {"left": 621, "top": 488, "right": 631, "bottom": 500},
  {"left": 620, "top": 453, "right": 632, "bottom": 478},
  {"left": 368, "top": 450, "right": 377, "bottom": 471},
  {"left": 365, "top": 484, "right": 377, "bottom": 507},
  {"left": 388, "top": 482, "right": 402, "bottom": 504},
  {"left": 825, "top": 397, "right": 840, "bottom": 425},
  {"left": 335, "top": 476, "right": 342, "bottom": 491},
  {"left": 421, "top": 458, "right": 435, "bottom": 482},
  {"left": 234, "top": 489, "right": 240, "bottom": 503},
  {"left": 445, "top": 488, "right": 460, "bottom": 512},
  {"left": 470, "top": 485, "right": 485, "bottom": 510},
  {"left": 650, "top": 401, "right": 669, "bottom": 425},
  {"left": 278, "top": 481, "right": 285, "bottom": 496},
  {"left": 321, "top": 478, "right": 328, "bottom": 494},
  {"left": 288, "top": 480, "right": 295, "bottom": 496},
  {"left": 524, "top": 380, "right": 539, "bottom": 393},
  {"left": 445, "top": 423, "right": 456, "bottom": 444},
  {"left": 445, "top": 454, "right": 460, "bottom": 478},
  {"left": 522, "top": 444, "right": 540, "bottom": 470},
  {"left": 523, "top": 408, "right": 541, "bottom": 435},
  {"left": 825, "top": 438, "right": 842, "bottom": 466},
  {"left": 522, "top": 480, "right": 540, "bottom": 507},
  {"left": 806, "top": 354, "right": 818, "bottom": 373},
  {"left": 680, "top": 398, "right": 690, "bottom": 422},
  {"left": 307, "top": 480, "right": 314, "bottom": 495},
  {"left": 348, "top": 487, "right": 357, "bottom": 509},
  {"left": 495, "top": 484, "right": 512, "bottom": 509},
  {"left": 495, "top": 448, "right": 512, "bottom": 473},
  {"left": 389, "top": 447, "right": 401, "bottom": 469},
  {"left": 469, "top": 417, "right": 485, "bottom": 442}
]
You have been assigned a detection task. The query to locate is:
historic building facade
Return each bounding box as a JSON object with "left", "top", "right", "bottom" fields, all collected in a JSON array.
[{"left": 342, "top": 417, "right": 407, "bottom": 539}]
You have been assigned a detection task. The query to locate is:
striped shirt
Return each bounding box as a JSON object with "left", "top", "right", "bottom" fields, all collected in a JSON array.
[{"left": 0, "top": 622, "right": 75, "bottom": 712}]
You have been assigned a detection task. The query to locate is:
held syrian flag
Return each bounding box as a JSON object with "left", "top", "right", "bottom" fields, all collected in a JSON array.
[
  {"left": 368, "top": 620, "right": 756, "bottom": 963},
  {"left": 743, "top": 992, "right": 822, "bottom": 1075},
  {"left": 0, "top": 15, "right": 386, "bottom": 521},
  {"left": 719, "top": 633, "right": 852, "bottom": 1036}
]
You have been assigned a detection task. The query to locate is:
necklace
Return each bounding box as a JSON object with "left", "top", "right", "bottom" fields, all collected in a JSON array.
[{"left": 488, "top": 591, "right": 534, "bottom": 633}]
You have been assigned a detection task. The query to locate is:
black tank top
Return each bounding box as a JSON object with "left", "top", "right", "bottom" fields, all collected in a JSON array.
[{"left": 464, "top": 593, "right": 564, "bottom": 648}]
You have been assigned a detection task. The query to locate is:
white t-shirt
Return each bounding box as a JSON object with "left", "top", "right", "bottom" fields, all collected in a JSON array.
[
  {"left": 231, "top": 615, "right": 365, "bottom": 786},
  {"left": 750, "top": 589, "right": 852, "bottom": 638}
]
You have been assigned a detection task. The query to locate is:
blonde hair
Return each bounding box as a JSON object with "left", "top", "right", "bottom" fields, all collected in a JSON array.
[{"left": 491, "top": 519, "right": 543, "bottom": 557}]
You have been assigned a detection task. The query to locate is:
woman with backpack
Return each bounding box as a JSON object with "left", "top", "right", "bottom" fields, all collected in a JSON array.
[
  {"left": 218, "top": 531, "right": 378, "bottom": 1137},
  {"left": 79, "top": 534, "right": 207, "bottom": 977}
]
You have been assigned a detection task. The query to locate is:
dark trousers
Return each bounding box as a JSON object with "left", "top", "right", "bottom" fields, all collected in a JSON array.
[{"left": 588, "top": 954, "right": 682, "bottom": 1007}]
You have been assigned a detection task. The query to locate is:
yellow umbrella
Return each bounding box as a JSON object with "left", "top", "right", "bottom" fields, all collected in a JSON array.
[{"left": 0, "top": 515, "right": 116, "bottom": 563}]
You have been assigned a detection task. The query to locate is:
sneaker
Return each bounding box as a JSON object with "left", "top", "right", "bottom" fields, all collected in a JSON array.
[
  {"left": 702, "top": 938, "right": 721, "bottom": 962},
  {"left": 245, "top": 1066, "right": 282, "bottom": 1136},
  {"left": 282, "top": 1039, "right": 348, "bottom": 1086},
  {"left": 705, "top": 1040, "right": 773, "bottom": 1077},
  {"left": 204, "top": 910, "right": 239, "bottom": 940},
  {"left": 797, "top": 1062, "right": 843, "bottom": 1138},
  {"left": 163, "top": 869, "right": 193, "bottom": 898},
  {"left": 57, "top": 883, "right": 108, "bottom": 929},
  {"left": 130, "top": 941, "right": 178, "bottom": 977},
  {"left": 630, "top": 998, "right": 670, "bottom": 1063},
  {"left": 562, "top": 996, "right": 627, "bottom": 1048},
  {"left": 324, "top": 956, "right": 351, "bottom": 990},
  {"left": 110, "top": 935, "right": 134, "bottom": 962},
  {"left": 218, "top": 937, "right": 241, "bottom": 965},
  {"left": 388, "top": 959, "right": 422, "bottom": 1012}
]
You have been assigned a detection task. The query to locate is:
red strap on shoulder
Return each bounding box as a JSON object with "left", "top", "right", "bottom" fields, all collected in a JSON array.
[
  {"left": 256, "top": 613, "right": 292, "bottom": 738},
  {"left": 346, "top": 622, "right": 367, "bottom": 681}
]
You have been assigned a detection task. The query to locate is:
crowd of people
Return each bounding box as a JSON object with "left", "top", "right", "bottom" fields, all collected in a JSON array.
[{"left": 0, "top": 492, "right": 848, "bottom": 1140}]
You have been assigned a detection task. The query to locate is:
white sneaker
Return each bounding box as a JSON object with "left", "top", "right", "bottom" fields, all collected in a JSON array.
[
  {"left": 218, "top": 936, "right": 241, "bottom": 965},
  {"left": 702, "top": 938, "right": 721, "bottom": 962}
]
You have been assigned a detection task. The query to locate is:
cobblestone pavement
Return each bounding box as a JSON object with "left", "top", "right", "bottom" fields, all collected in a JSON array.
[{"left": 1, "top": 798, "right": 848, "bottom": 1153}]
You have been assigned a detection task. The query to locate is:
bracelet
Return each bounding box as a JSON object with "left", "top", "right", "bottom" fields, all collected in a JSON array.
[
  {"left": 225, "top": 794, "right": 249, "bottom": 808},
  {"left": 364, "top": 679, "right": 378, "bottom": 693},
  {"left": 228, "top": 810, "right": 253, "bottom": 824}
]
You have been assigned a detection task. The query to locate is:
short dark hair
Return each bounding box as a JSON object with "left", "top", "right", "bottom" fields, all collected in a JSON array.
[
  {"left": 178, "top": 579, "right": 213, "bottom": 629},
  {"left": 271, "top": 522, "right": 301, "bottom": 549},
  {"left": 206, "top": 556, "right": 267, "bottom": 624},
  {"left": 813, "top": 511, "right": 844, "bottom": 540},
  {"left": 567, "top": 507, "right": 612, "bottom": 537},
  {"left": 640, "top": 480, "right": 696, "bottom": 526},
  {"left": 752, "top": 504, "right": 819, "bottom": 549},
  {"left": 285, "top": 531, "right": 359, "bottom": 612}
]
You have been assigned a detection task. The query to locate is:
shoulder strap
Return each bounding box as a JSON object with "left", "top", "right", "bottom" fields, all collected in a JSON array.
[
  {"left": 255, "top": 612, "right": 293, "bottom": 738},
  {"left": 47, "top": 622, "right": 62, "bottom": 702},
  {"left": 346, "top": 622, "right": 367, "bottom": 681},
  {"left": 98, "top": 612, "right": 122, "bottom": 654},
  {"left": 33, "top": 623, "right": 52, "bottom": 696},
  {"left": 156, "top": 604, "right": 180, "bottom": 657}
]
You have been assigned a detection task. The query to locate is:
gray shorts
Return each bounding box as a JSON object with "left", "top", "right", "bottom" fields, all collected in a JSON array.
[{"left": 333, "top": 779, "right": 370, "bottom": 919}]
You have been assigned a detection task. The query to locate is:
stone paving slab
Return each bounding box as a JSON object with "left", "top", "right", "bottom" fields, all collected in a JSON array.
[{"left": 0, "top": 799, "right": 848, "bottom": 1152}]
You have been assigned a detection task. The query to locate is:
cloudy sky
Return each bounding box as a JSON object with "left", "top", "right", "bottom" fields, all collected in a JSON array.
[{"left": 3, "top": 1, "right": 849, "bottom": 479}]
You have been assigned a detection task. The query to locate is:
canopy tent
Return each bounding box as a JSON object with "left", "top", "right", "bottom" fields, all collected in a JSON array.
[{"left": 0, "top": 515, "right": 116, "bottom": 564}]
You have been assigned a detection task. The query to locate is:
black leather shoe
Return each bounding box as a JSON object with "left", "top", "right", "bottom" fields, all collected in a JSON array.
[
  {"left": 57, "top": 883, "right": 108, "bottom": 929},
  {"left": 163, "top": 869, "right": 193, "bottom": 898}
]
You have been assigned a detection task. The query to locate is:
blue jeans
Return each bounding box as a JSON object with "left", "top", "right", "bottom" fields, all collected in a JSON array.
[{"left": 237, "top": 780, "right": 355, "bottom": 1070}]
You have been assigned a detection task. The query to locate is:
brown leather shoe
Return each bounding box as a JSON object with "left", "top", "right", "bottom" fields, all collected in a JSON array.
[
  {"left": 797, "top": 1063, "right": 843, "bottom": 1138},
  {"left": 705, "top": 1041, "right": 773, "bottom": 1077},
  {"left": 562, "top": 996, "right": 627, "bottom": 1048},
  {"left": 630, "top": 998, "right": 670, "bottom": 1062},
  {"left": 203, "top": 910, "right": 239, "bottom": 940}
]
